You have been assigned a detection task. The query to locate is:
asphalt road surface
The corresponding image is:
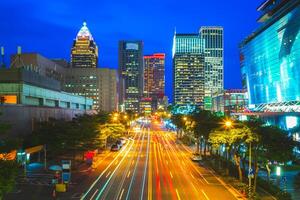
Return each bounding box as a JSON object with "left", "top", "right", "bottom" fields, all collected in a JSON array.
[{"left": 80, "top": 122, "right": 241, "bottom": 200}]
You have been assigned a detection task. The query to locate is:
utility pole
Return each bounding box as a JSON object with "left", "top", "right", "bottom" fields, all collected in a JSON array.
[
  {"left": 248, "top": 142, "right": 252, "bottom": 199},
  {"left": 44, "top": 145, "right": 47, "bottom": 170}
]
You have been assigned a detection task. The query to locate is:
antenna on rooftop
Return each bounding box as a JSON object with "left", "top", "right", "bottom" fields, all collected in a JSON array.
[
  {"left": 9, "top": 46, "right": 25, "bottom": 69},
  {"left": 1, "top": 46, "right": 5, "bottom": 68}
]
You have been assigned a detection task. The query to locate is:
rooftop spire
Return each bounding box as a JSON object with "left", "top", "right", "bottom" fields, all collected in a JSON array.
[{"left": 76, "top": 21, "right": 93, "bottom": 40}]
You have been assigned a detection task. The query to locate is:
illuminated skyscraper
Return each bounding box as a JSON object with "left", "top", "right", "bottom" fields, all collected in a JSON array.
[
  {"left": 172, "top": 33, "right": 205, "bottom": 107},
  {"left": 118, "top": 41, "right": 144, "bottom": 112},
  {"left": 71, "top": 22, "right": 98, "bottom": 68},
  {"left": 200, "top": 27, "right": 224, "bottom": 110},
  {"left": 144, "top": 53, "right": 165, "bottom": 109},
  {"left": 65, "top": 22, "right": 118, "bottom": 111},
  {"left": 240, "top": 0, "right": 300, "bottom": 146}
]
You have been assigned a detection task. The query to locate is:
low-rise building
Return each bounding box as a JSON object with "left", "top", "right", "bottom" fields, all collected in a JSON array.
[
  {"left": 0, "top": 68, "right": 93, "bottom": 136},
  {"left": 212, "top": 89, "right": 248, "bottom": 116}
]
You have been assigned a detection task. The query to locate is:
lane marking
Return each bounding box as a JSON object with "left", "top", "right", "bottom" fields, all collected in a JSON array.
[
  {"left": 81, "top": 139, "right": 133, "bottom": 200},
  {"left": 175, "top": 189, "right": 181, "bottom": 200},
  {"left": 169, "top": 171, "right": 173, "bottom": 179},
  {"left": 106, "top": 171, "right": 111, "bottom": 178},
  {"left": 190, "top": 173, "right": 195, "bottom": 179},
  {"left": 119, "top": 188, "right": 125, "bottom": 200},
  {"left": 127, "top": 171, "right": 131, "bottom": 178},
  {"left": 89, "top": 189, "right": 98, "bottom": 200},
  {"left": 201, "top": 190, "right": 210, "bottom": 200},
  {"left": 125, "top": 130, "right": 146, "bottom": 200},
  {"left": 141, "top": 128, "right": 150, "bottom": 200},
  {"left": 94, "top": 136, "right": 137, "bottom": 200}
]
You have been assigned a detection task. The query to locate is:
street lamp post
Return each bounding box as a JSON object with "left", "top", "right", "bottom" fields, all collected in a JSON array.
[{"left": 248, "top": 142, "right": 253, "bottom": 199}]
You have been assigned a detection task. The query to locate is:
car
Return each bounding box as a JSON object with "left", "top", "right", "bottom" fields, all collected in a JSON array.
[
  {"left": 111, "top": 144, "right": 120, "bottom": 151},
  {"left": 116, "top": 140, "right": 123, "bottom": 148},
  {"left": 120, "top": 137, "right": 127, "bottom": 145},
  {"left": 191, "top": 155, "right": 202, "bottom": 162}
]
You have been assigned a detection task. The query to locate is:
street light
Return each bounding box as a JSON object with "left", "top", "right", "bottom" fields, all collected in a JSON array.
[
  {"left": 224, "top": 120, "right": 232, "bottom": 128},
  {"left": 183, "top": 116, "right": 187, "bottom": 121},
  {"left": 113, "top": 116, "right": 118, "bottom": 122}
]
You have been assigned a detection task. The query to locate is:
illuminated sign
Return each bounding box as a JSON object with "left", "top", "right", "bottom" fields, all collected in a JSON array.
[
  {"left": 126, "top": 43, "right": 139, "bottom": 50},
  {"left": 286, "top": 116, "right": 297, "bottom": 129}
]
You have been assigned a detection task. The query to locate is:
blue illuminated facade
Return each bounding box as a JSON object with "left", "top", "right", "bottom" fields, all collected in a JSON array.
[
  {"left": 240, "top": 1, "right": 300, "bottom": 151},
  {"left": 241, "top": 1, "right": 300, "bottom": 105}
]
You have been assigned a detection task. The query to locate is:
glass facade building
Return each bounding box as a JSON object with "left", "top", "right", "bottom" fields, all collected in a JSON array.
[
  {"left": 118, "top": 41, "right": 144, "bottom": 112},
  {"left": 172, "top": 33, "right": 205, "bottom": 107},
  {"left": 240, "top": 0, "right": 300, "bottom": 105},
  {"left": 240, "top": 0, "right": 300, "bottom": 151},
  {"left": 200, "top": 27, "right": 224, "bottom": 110}
]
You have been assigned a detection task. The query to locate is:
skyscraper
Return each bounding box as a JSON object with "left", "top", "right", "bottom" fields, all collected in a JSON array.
[
  {"left": 200, "top": 27, "right": 224, "bottom": 110},
  {"left": 118, "top": 41, "right": 144, "bottom": 112},
  {"left": 65, "top": 22, "right": 118, "bottom": 111},
  {"left": 71, "top": 22, "right": 98, "bottom": 68},
  {"left": 172, "top": 33, "right": 205, "bottom": 107},
  {"left": 144, "top": 53, "right": 165, "bottom": 110}
]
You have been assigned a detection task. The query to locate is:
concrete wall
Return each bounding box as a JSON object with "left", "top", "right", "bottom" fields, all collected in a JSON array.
[{"left": 0, "top": 105, "right": 88, "bottom": 136}]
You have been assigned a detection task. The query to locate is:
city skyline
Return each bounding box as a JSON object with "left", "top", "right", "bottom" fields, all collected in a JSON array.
[{"left": 0, "top": 0, "right": 263, "bottom": 102}]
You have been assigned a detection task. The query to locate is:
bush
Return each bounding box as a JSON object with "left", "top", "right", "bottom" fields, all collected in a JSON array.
[
  {"left": 275, "top": 191, "right": 292, "bottom": 200},
  {"left": 294, "top": 172, "right": 300, "bottom": 189},
  {"left": 257, "top": 177, "right": 292, "bottom": 200}
]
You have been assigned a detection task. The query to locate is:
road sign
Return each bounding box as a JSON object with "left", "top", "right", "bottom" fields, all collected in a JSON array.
[
  {"left": 248, "top": 168, "right": 254, "bottom": 179},
  {"left": 62, "top": 172, "right": 71, "bottom": 183},
  {"left": 61, "top": 160, "right": 71, "bottom": 184}
]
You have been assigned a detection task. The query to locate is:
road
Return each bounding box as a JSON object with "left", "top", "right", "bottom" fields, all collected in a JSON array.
[{"left": 80, "top": 122, "right": 242, "bottom": 200}]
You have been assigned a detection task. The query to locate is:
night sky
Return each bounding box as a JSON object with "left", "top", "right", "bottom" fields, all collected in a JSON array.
[{"left": 0, "top": 0, "right": 263, "bottom": 102}]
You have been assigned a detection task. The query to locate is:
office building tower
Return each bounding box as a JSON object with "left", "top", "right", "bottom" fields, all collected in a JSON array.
[
  {"left": 65, "top": 22, "right": 118, "bottom": 111},
  {"left": 240, "top": 0, "right": 300, "bottom": 146},
  {"left": 118, "top": 41, "right": 144, "bottom": 112},
  {"left": 144, "top": 53, "right": 165, "bottom": 110},
  {"left": 71, "top": 22, "right": 98, "bottom": 68},
  {"left": 64, "top": 68, "right": 118, "bottom": 112},
  {"left": 200, "top": 27, "right": 224, "bottom": 110},
  {"left": 172, "top": 33, "right": 205, "bottom": 107}
]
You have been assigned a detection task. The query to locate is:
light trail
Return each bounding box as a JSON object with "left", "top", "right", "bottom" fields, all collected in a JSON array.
[
  {"left": 125, "top": 129, "right": 146, "bottom": 200},
  {"left": 140, "top": 128, "right": 150, "bottom": 200}
]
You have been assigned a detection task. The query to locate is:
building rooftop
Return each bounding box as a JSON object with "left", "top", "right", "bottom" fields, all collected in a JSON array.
[{"left": 76, "top": 21, "right": 94, "bottom": 41}]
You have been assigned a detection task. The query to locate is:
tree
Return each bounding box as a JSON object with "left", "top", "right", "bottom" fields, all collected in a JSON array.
[
  {"left": 30, "top": 112, "right": 110, "bottom": 159},
  {"left": 0, "top": 113, "right": 19, "bottom": 199},
  {"left": 0, "top": 160, "right": 18, "bottom": 199},
  {"left": 191, "top": 110, "right": 221, "bottom": 156},
  {"left": 247, "top": 123, "right": 295, "bottom": 193},
  {"left": 209, "top": 125, "right": 258, "bottom": 180}
]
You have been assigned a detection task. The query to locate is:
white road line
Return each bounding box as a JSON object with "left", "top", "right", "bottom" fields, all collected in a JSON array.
[
  {"left": 81, "top": 140, "right": 131, "bottom": 200},
  {"left": 140, "top": 128, "right": 150, "bottom": 200},
  {"left": 119, "top": 188, "right": 125, "bottom": 200},
  {"left": 201, "top": 190, "right": 210, "bottom": 200},
  {"left": 169, "top": 171, "right": 173, "bottom": 178},
  {"left": 190, "top": 173, "right": 195, "bottom": 179},
  {"left": 89, "top": 189, "right": 98, "bottom": 200},
  {"left": 176, "top": 189, "right": 181, "bottom": 200},
  {"left": 106, "top": 171, "right": 111, "bottom": 178},
  {"left": 127, "top": 171, "right": 131, "bottom": 178}
]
